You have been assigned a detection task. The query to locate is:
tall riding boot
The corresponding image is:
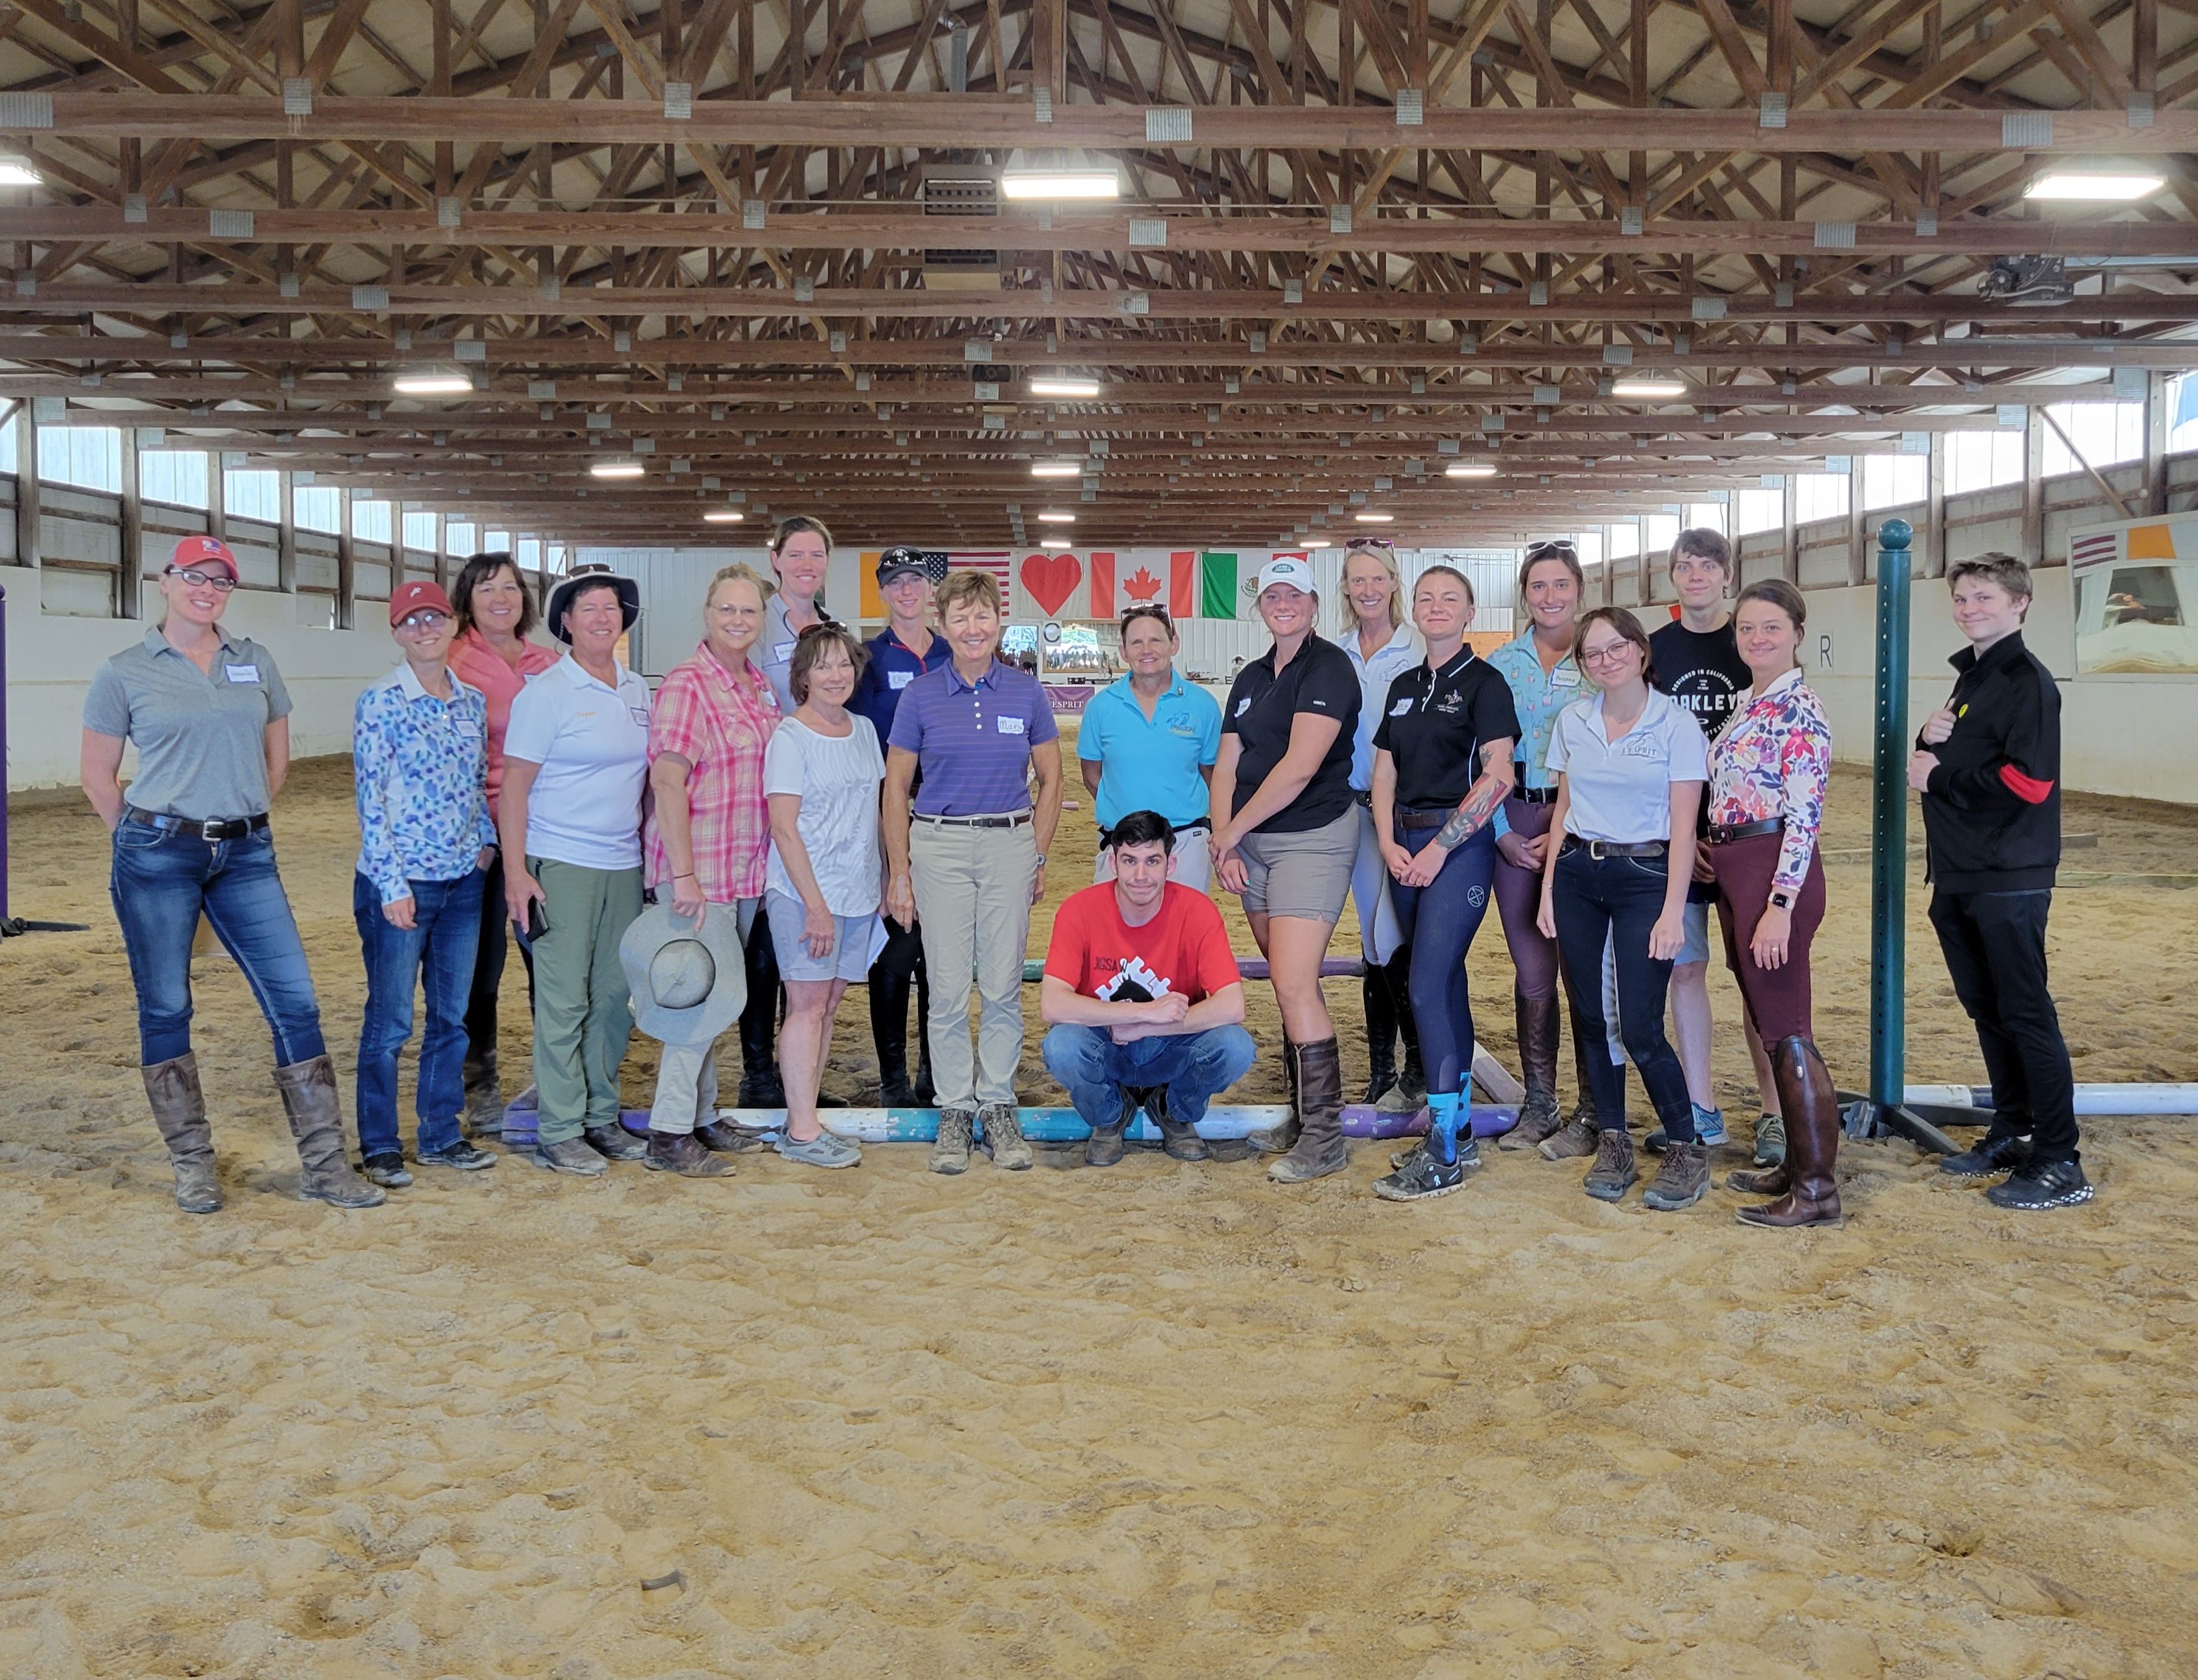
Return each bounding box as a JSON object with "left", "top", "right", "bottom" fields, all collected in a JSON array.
[
  {"left": 144, "top": 1052, "right": 221, "bottom": 1214},
  {"left": 871, "top": 966, "right": 915, "bottom": 1104},
  {"left": 1736, "top": 1037, "right": 1843, "bottom": 1228},
  {"left": 1502, "top": 992, "right": 1566, "bottom": 1150},
  {"left": 911, "top": 964, "right": 937, "bottom": 1104},
  {"left": 1566, "top": 982, "right": 1603, "bottom": 1128},
  {"left": 274, "top": 1055, "right": 385, "bottom": 1208},
  {"left": 1379, "top": 951, "right": 1426, "bottom": 1111},
  {"left": 1271, "top": 1037, "right": 1348, "bottom": 1182},
  {"left": 1359, "top": 969, "right": 1398, "bottom": 1104},
  {"left": 739, "top": 910, "right": 786, "bottom": 1107},
  {"left": 461, "top": 1045, "right": 502, "bottom": 1140},
  {"left": 1250, "top": 1034, "right": 1300, "bottom": 1153}
]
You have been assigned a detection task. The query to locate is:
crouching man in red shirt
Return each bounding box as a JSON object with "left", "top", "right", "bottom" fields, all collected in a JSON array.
[{"left": 1041, "top": 811, "right": 1258, "bottom": 1166}]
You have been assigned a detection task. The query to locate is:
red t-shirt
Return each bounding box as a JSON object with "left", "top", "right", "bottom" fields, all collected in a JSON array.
[{"left": 1044, "top": 882, "right": 1243, "bottom": 1006}]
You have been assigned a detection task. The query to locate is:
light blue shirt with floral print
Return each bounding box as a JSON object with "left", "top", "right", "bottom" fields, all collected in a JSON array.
[
  {"left": 354, "top": 663, "right": 496, "bottom": 904},
  {"left": 1487, "top": 625, "right": 1592, "bottom": 790}
]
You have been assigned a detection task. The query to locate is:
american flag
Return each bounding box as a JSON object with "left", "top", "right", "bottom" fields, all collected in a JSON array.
[
  {"left": 2070, "top": 530, "right": 2120, "bottom": 572},
  {"left": 946, "top": 551, "right": 1014, "bottom": 602}
]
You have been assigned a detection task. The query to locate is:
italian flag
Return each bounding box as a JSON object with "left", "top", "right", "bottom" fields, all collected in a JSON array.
[{"left": 1092, "top": 551, "right": 1196, "bottom": 618}]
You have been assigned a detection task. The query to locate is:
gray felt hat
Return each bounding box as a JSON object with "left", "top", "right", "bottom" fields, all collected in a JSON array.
[{"left": 619, "top": 902, "right": 747, "bottom": 1047}]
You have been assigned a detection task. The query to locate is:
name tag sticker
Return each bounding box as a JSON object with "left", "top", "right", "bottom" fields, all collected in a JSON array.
[
  {"left": 888, "top": 670, "right": 914, "bottom": 691},
  {"left": 1389, "top": 697, "right": 1413, "bottom": 716},
  {"left": 1551, "top": 666, "right": 1581, "bottom": 688},
  {"left": 996, "top": 714, "right": 1027, "bottom": 736},
  {"left": 225, "top": 664, "right": 260, "bottom": 684},
  {"left": 628, "top": 706, "right": 652, "bottom": 727},
  {"left": 454, "top": 721, "right": 483, "bottom": 739},
  {"left": 772, "top": 641, "right": 797, "bottom": 663},
  {"left": 1235, "top": 697, "right": 1252, "bottom": 716}
]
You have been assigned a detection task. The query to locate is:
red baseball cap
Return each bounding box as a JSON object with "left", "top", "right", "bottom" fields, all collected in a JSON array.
[
  {"left": 389, "top": 579, "right": 455, "bottom": 627},
  {"left": 169, "top": 535, "right": 238, "bottom": 578}
]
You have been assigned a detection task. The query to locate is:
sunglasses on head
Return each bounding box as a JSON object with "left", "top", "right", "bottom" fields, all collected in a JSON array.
[
  {"left": 1525, "top": 539, "right": 1578, "bottom": 559},
  {"left": 1120, "top": 604, "right": 1172, "bottom": 625},
  {"left": 1344, "top": 536, "right": 1395, "bottom": 551}
]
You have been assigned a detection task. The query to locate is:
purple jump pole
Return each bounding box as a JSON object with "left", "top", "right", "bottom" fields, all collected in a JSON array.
[{"left": 1, "top": 579, "right": 9, "bottom": 925}]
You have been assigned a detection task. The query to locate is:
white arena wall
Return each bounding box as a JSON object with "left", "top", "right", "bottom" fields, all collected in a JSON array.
[{"left": 6, "top": 462, "right": 2197, "bottom": 807}]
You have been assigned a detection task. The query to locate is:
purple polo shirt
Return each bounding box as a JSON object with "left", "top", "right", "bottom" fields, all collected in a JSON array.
[{"left": 888, "top": 658, "right": 1059, "bottom": 817}]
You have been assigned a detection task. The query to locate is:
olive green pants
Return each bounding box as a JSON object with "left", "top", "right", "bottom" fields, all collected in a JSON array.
[{"left": 528, "top": 857, "right": 643, "bottom": 1144}]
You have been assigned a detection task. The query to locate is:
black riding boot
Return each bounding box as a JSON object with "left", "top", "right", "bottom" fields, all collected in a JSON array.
[
  {"left": 739, "top": 902, "right": 786, "bottom": 1107},
  {"left": 871, "top": 965, "right": 915, "bottom": 1104},
  {"left": 1360, "top": 969, "right": 1398, "bottom": 1104}
]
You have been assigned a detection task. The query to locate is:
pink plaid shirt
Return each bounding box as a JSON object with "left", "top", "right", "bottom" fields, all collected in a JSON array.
[{"left": 644, "top": 643, "right": 780, "bottom": 901}]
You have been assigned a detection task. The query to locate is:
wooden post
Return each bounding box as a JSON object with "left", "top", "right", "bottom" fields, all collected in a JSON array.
[
  {"left": 1846, "top": 465, "right": 1866, "bottom": 587},
  {"left": 336, "top": 487, "right": 356, "bottom": 630},
  {"left": 2144, "top": 370, "right": 2169, "bottom": 517},
  {"left": 16, "top": 402, "right": 40, "bottom": 569},
  {"left": 205, "top": 447, "right": 226, "bottom": 544},
  {"left": 1780, "top": 472, "right": 1798, "bottom": 584},
  {"left": 1926, "top": 431, "right": 1948, "bottom": 577},
  {"left": 2020, "top": 405, "right": 2044, "bottom": 567},
  {"left": 119, "top": 426, "right": 143, "bottom": 617},
  {"left": 276, "top": 469, "right": 297, "bottom": 592}
]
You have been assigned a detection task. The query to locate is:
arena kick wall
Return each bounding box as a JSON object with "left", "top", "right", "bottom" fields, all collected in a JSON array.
[{"left": 6, "top": 465, "right": 2198, "bottom": 804}]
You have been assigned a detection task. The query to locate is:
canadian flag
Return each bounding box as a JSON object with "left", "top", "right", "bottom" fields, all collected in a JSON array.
[{"left": 1090, "top": 551, "right": 1195, "bottom": 618}]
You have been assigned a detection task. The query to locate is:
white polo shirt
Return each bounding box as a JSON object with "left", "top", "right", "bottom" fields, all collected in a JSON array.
[
  {"left": 1544, "top": 689, "right": 1709, "bottom": 845},
  {"left": 503, "top": 653, "right": 653, "bottom": 870}
]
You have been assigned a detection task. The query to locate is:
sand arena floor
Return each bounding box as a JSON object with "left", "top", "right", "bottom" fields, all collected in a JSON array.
[{"left": 3, "top": 745, "right": 2197, "bottom": 1679}]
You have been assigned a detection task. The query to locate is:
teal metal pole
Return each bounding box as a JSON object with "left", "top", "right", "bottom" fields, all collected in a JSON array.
[{"left": 1868, "top": 518, "right": 1914, "bottom": 1113}]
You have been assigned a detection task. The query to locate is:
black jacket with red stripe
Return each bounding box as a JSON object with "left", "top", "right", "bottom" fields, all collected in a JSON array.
[{"left": 1919, "top": 630, "right": 2061, "bottom": 893}]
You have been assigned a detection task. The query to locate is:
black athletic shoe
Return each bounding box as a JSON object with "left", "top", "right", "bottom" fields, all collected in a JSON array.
[
  {"left": 1985, "top": 1159, "right": 2095, "bottom": 1210},
  {"left": 1939, "top": 1132, "right": 2034, "bottom": 1178},
  {"left": 1372, "top": 1150, "right": 1468, "bottom": 1202}
]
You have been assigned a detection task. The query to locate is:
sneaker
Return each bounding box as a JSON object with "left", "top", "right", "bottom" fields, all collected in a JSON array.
[
  {"left": 1647, "top": 1106, "right": 1726, "bottom": 1154},
  {"left": 1642, "top": 1140, "right": 1711, "bottom": 1211},
  {"left": 1985, "top": 1158, "right": 2095, "bottom": 1210},
  {"left": 1939, "top": 1132, "right": 2033, "bottom": 1178},
  {"left": 1752, "top": 1114, "right": 1787, "bottom": 1168},
  {"left": 531, "top": 1136, "right": 608, "bottom": 1177},
  {"left": 776, "top": 1128, "right": 862, "bottom": 1169},
  {"left": 417, "top": 1140, "right": 496, "bottom": 1172},
  {"left": 1372, "top": 1150, "right": 1468, "bottom": 1202},
  {"left": 1538, "top": 1113, "right": 1601, "bottom": 1161},
  {"left": 1582, "top": 1129, "right": 1638, "bottom": 1202},
  {"left": 362, "top": 1154, "right": 413, "bottom": 1190},
  {"left": 978, "top": 1103, "right": 1034, "bottom": 1171},
  {"left": 930, "top": 1107, "right": 975, "bottom": 1175},
  {"left": 696, "top": 1119, "right": 773, "bottom": 1154}
]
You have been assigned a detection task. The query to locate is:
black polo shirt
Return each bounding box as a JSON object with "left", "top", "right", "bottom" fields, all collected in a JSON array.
[
  {"left": 1222, "top": 632, "right": 1361, "bottom": 833},
  {"left": 1372, "top": 648, "right": 1523, "bottom": 810}
]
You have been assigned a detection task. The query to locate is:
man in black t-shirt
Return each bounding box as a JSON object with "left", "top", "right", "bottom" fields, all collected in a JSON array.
[{"left": 1645, "top": 528, "right": 1781, "bottom": 1166}]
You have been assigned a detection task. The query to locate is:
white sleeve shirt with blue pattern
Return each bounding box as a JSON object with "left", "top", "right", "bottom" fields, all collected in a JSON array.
[{"left": 354, "top": 663, "right": 496, "bottom": 905}]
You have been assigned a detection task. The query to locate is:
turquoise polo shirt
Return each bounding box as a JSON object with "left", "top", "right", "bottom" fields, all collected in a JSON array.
[{"left": 1077, "top": 673, "right": 1222, "bottom": 831}]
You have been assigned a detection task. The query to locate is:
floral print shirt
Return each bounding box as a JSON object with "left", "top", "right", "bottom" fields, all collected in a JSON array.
[
  {"left": 353, "top": 663, "right": 495, "bottom": 903},
  {"left": 1708, "top": 666, "right": 1831, "bottom": 892},
  {"left": 1487, "top": 625, "right": 1591, "bottom": 790}
]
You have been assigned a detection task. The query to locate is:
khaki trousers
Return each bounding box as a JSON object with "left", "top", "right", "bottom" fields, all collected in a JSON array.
[
  {"left": 909, "top": 818, "right": 1036, "bottom": 1109},
  {"left": 647, "top": 897, "right": 758, "bottom": 1134},
  {"left": 528, "top": 857, "right": 643, "bottom": 1144}
]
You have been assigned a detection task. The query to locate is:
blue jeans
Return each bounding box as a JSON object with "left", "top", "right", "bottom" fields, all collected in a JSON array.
[
  {"left": 110, "top": 822, "right": 324, "bottom": 1066},
  {"left": 1388, "top": 821, "right": 1499, "bottom": 1098},
  {"left": 1042, "top": 1023, "right": 1258, "bottom": 1130},
  {"left": 353, "top": 869, "right": 485, "bottom": 1162},
  {"left": 1550, "top": 843, "right": 1695, "bottom": 1139}
]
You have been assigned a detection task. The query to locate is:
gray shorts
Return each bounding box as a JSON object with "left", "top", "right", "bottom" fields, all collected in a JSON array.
[
  {"left": 767, "top": 891, "right": 877, "bottom": 983},
  {"left": 1678, "top": 899, "right": 1713, "bottom": 966},
  {"left": 1235, "top": 806, "right": 1358, "bottom": 925}
]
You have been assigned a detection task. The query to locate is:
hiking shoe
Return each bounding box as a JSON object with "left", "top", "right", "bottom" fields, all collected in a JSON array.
[
  {"left": 1940, "top": 1132, "right": 2033, "bottom": 1178},
  {"left": 776, "top": 1128, "right": 862, "bottom": 1169},
  {"left": 1985, "top": 1159, "right": 2094, "bottom": 1210},
  {"left": 696, "top": 1119, "right": 772, "bottom": 1154},
  {"left": 362, "top": 1154, "right": 414, "bottom": 1189},
  {"left": 1752, "top": 1113, "right": 1787, "bottom": 1167},
  {"left": 645, "top": 1131, "right": 731, "bottom": 1177},
  {"left": 1538, "top": 1112, "right": 1601, "bottom": 1161},
  {"left": 1373, "top": 1150, "right": 1469, "bottom": 1202},
  {"left": 1501, "top": 1090, "right": 1564, "bottom": 1152},
  {"left": 417, "top": 1140, "right": 496, "bottom": 1172},
  {"left": 1583, "top": 1129, "right": 1638, "bottom": 1202},
  {"left": 531, "top": 1137, "right": 608, "bottom": 1177},
  {"left": 1642, "top": 1140, "right": 1711, "bottom": 1211},
  {"left": 930, "top": 1107, "right": 975, "bottom": 1175},
  {"left": 584, "top": 1124, "right": 647, "bottom": 1162},
  {"left": 978, "top": 1104, "right": 1033, "bottom": 1171}
]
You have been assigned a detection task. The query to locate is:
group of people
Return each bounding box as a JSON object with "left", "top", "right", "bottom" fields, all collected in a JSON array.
[{"left": 78, "top": 520, "right": 2093, "bottom": 1222}]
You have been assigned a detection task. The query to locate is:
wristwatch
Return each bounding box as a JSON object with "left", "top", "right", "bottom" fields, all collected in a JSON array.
[
  {"left": 1035, "top": 854, "right": 1047, "bottom": 867},
  {"left": 1768, "top": 889, "right": 1796, "bottom": 911}
]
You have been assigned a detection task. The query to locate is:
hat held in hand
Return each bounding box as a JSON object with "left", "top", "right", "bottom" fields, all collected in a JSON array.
[{"left": 620, "top": 902, "right": 747, "bottom": 1047}]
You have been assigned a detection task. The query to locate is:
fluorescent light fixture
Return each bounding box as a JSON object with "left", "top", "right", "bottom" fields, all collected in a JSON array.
[
  {"left": 1001, "top": 169, "right": 1120, "bottom": 200},
  {"left": 1037, "top": 510, "right": 1076, "bottom": 523},
  {"left": 1040, "top": 537, "right": 1073, "bottom": 548},
  {"left": 590, "top": 461, "right": 645, "bottom": 480},
  {"left": 1029, "top": 376, "right": 1102, "bottom": 398},
  {"left": 1030, "top": 460, "right": 1083, "bottom": 477},
  {"left": 1301, "top": 536, "right": 1336, "bottom": 547},
  {"left": 703, "top": 510, "right": 744, "bottom": 523},
  {"left": 0, "top": 158, "right": 42, "bottom": 187},
  {"left": 393, "top": 373, "right": 474, "bottom": 396},
  {"left": 1611, "top": 377, "right": 1688, "bottom": 399},
  {"left": 2025, "top": 171, "right": 2163, "bottom": 202},
  {"left": 1445, "top": 462, "right": 1499, "bottom": 478},
  {"left": 1354, "top": 511, "right": 1394, "bottom": 524}
]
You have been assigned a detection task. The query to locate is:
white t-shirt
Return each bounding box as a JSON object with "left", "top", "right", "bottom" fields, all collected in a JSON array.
[
  {"left": 1545, "top": 689, "right": 1709, "bottom": 844},
  {"left": 764, "top": 714, "right": 886, "bottom": 915},
  {"left": 503, "top": 654, "right": 653, "bottom": 870}
]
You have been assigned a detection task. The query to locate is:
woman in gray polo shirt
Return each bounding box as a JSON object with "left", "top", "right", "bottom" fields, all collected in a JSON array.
[{"left": 80, "top": 536, "right": 383, "bottom": 1215}]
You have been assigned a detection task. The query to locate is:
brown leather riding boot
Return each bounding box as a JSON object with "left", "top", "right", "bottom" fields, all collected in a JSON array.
[
  {"left": 144, "top": 1052, "right": 221, "bottom": 1214},
  {"left": 275, "top": 1055, "right": 385, "bottom": 1209},
  {"left": 1502, "top": 991, "right": 1565, "bottom": 1149},
  {"left": 1249, "top": 1034, "right": 1301, "bottom": 1154},
  {"left": 1736, "top": 1037, "right": 1843, "bottom": 1228},
  {"left": 1270, "top": 1037, "right": 1348, "bottom": 1183}
]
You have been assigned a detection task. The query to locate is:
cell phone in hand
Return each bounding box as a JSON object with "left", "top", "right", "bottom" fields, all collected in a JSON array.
[{"left": 522, "top": 899, "right": 550, "bottom": 942}]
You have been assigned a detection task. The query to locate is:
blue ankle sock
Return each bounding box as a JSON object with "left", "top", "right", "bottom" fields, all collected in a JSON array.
[{"left": 1425, "top": 1091, "right": 1464, "bottom": 1165}]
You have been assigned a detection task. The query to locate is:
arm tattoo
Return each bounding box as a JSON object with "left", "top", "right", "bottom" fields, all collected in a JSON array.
[{"left": 1436, "top": 773, "right": 1507, "bottom": 848}]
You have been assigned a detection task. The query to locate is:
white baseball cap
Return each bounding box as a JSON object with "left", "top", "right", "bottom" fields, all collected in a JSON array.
[{"left": 1256, "top": 554, "right": 1316, "bottom": 595}]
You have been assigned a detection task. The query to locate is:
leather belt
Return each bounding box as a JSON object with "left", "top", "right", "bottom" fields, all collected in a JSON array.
[
  {"left": 1508, "top": 785, "right": 1559, "bottom": 805},
  {"left": 1170, "top": 818, "right": 1213, "bottom": 834},
  {"left": 1708, "top": 818, "right": 1785, "bottom": 846},
  {"left": 1396, "top": 807, "right": 1455, "bottom": 831},
  {"left": 1353, "top": 790, "right": 1374, "bottom": 808},
  {"left": 1561, "top": 836, "right": 1667, "bottom": 860},
  {"left": 125, "top": 808, "right": 269, "bottom": 842},
  {"left": 914, "top": 811, "right": 1032, "bottom": 829}
]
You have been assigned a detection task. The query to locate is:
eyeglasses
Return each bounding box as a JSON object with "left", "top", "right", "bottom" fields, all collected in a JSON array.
[
  {"left": 1579, "top": 640, "right": 1639, "bottom": 667},
  {"left": 398, "top": 609, "right": 451, "bottom": 631},
  {"left": 169, "top": 567, "right": 236, "bottom": 592}
]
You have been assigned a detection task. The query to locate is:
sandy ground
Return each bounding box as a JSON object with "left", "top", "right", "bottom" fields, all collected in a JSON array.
[{"left": 3, "top": 734, "right": 2197, "bottom": 1680}]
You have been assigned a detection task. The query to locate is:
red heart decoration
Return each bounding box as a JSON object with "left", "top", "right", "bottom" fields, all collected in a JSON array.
[{"left": 1020, "top": 551, "right": 1083, "bottom": 616}]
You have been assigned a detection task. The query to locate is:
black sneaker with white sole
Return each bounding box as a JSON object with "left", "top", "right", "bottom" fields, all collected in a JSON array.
[
  {"left": 1985, "top": 1159, "right": 2094, "bottom": 1210},
  {"left": 1938, "top": 1132, "right": 2033, "bottom": 1178}
]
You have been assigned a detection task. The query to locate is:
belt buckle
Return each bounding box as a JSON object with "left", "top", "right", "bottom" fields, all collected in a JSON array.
[
  {"left": 1588, "top": 839, "right": 1609, "bottom": 861},
  {"left": 198, "top": 819, "right": 226, "bottom": 841}
]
